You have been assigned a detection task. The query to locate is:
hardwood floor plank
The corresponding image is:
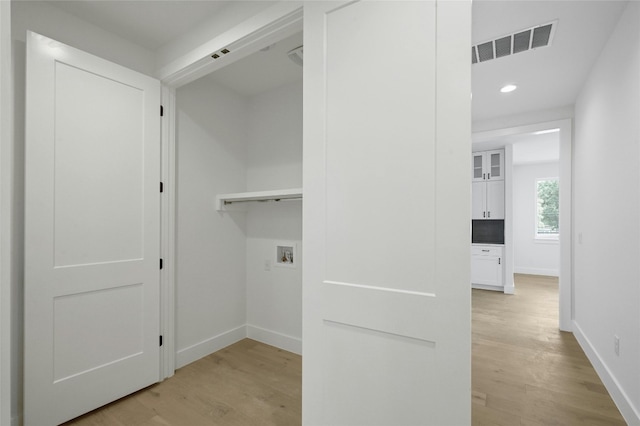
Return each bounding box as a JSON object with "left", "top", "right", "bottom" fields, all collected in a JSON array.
[
  {"left": 65, "top": 274, "right": 624, "bottom": 426},
  {"left": 472, "top": 403, "right": 522, "bottom": 426},
  {"left": 472, "top": 274, "right": 625, "bottom": 426},
  {"left": 64, "top": 340, "right": 302, "bottom": 426}
]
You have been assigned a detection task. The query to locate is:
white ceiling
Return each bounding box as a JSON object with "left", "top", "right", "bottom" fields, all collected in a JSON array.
[
  {"left": 48, "top": 0, "right": 233, "bottom": 50},
  {"left": 471, "top": 0, "right": 627, "bottom": 123},
  {"left": 44, "top": 0, "right": 628, "bottom": 118},
  {"left": 204, "top": 32, "right": 303, "bottom": 97}
]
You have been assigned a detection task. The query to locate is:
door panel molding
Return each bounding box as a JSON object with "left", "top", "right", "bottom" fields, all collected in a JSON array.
[
  {"left": 303, "top": 1, "right": 472, "bottom": 424},
  {"left": 24, "top": 31, "right": 161, "bottom": 425}
]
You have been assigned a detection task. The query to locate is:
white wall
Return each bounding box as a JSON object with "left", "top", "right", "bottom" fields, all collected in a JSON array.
[
  {"left": 246, "top": 81, "right": 302, "bottom": 191},
  {"left": 472, "top": 105, "right": 574, "bottom": 134},
  {"left": 573, "top": 1, "right": 640, "bottom": 423},
  {"left": 11, "top": 1, "right": 156, "bottom": 76},
  {"left": 245, "top": 81, "right": 303, "bottom": 354},
  {"left": 175, "top": 77, "right": 249, "bottom": 367},
  {"left": 512, "top": 162, "right": 560, "bottom": 276},
  {"left": 175, "top": 79, "right": 303, "bottom": 359}
]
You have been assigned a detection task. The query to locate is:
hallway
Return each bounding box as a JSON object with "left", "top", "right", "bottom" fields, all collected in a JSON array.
[{"left": 472, "top": 274, "right": 625, "bottom": 425}]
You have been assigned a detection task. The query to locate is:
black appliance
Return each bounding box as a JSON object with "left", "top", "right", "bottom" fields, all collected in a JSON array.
[{"left": 472, "top": 220, "right": 504, "bottom": 245}]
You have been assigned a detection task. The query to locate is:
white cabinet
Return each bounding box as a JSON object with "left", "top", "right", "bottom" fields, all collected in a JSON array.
[
  {"left": 472, "top": 175, "right": 504, "bottom": 219},
  {"left": 471, "top": 150, "right": 505, "bottom": 291},
  {"left": 472, "top": 150, "right": 505, "bottom": 219},
  {"left": 472, "top": 150, "right": 504, "bottom": 182},
  {"left": 471, "top": 245, "right": 503, "bottom": 289}
]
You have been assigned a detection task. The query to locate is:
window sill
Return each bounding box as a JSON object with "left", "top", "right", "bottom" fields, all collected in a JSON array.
[{"left": 534, "top": 237, "right": 559, "bottom": 245}]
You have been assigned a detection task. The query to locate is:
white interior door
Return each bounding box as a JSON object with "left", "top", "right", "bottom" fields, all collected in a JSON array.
[
  {"left": 303, "top": 1, "right": 471, "bottom": 425},
  {"left": 24, "top": 31, "right": 161, "bottom": 425}
]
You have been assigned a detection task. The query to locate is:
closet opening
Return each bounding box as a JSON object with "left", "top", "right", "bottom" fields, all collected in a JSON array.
[{"left": 172, "top": 30, "right": 304, "bottom": 373}]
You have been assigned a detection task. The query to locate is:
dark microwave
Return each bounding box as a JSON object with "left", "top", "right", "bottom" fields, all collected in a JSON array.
[{"left": 472, "top": 220, "right": 504, "bottom": 245}]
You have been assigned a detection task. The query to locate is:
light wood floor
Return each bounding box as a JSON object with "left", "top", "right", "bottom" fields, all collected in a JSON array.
[
  {"left": 64, "top": 339, "right": 302, "bottom": 426},
  {"left": 473, "top": 274, "right": 625, "bottom": 425},
  {"left": 66, "top": 274, "right": 624, "bottom": 425}
]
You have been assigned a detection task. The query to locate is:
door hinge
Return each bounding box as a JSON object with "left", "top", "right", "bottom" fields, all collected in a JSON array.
[
  {"left": 160, "top": 182, "right": 164, "bottom": 193},
  {"left": 160, "top": 105, "right": 164, "bottom": 117},
  {"left": 160, "top": 258, "right": 164, "bottom": 270},
  {"left": 159, "top": 335, "right": 163, "bottom": 347}
]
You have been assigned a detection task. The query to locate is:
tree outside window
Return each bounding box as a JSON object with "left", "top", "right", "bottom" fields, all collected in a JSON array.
[{"left": 536, "top": 178, "right": 559, "bottom": 239}]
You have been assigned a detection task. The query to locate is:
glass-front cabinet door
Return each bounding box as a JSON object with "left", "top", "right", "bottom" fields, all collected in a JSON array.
[
  {"left": 472, "top": 152, "right": 485, "bottom": 181},
  {"left": 471, "top": 150, "right": 504, "bottom": 182},
  {"left": 488, "top": 150, "right": 504, "bottom": 180}
]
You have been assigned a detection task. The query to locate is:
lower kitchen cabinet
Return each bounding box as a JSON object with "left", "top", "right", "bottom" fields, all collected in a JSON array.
[{"left": 471, "top": 245, "right": 503, "bottom": 290}]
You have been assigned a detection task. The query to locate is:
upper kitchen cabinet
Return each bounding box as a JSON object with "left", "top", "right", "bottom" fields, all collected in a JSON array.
[
  {"left": 472, "top": 150, "right": 504, "bottom": 182},
  {"left": 472, "top": 180, "right": 505, "bottom": 220},
  {"left": 471, "top": 149, "right": 505, "bottom": 220}
]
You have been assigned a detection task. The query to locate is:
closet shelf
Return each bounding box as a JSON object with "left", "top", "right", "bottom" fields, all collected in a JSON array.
[{"left": 216, "top": 188, "right": 303, "bottom": 211}]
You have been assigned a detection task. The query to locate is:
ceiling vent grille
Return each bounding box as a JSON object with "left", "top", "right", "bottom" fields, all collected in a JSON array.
[{"left": 472, "top": 21, "right": 556, "bottom": 65}]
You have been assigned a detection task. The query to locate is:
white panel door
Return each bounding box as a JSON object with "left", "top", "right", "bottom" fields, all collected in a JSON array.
[
  {"left": 303, "top": 1, "right": 471, "bottom": 425},
  {"left": 24, "top": 32, "right": 161, "bottom": 425}
]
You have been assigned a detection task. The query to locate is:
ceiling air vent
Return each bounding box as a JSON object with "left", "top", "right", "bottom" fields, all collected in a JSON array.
[{"left": 472, "top": 21, "right": 556, "bottom": 65}]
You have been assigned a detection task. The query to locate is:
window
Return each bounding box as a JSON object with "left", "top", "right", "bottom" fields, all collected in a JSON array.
[{"left": 536, "top": 178, "right": 559, "bottom": 239}]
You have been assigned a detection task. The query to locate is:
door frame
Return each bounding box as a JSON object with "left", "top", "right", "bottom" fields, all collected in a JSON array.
[
  {"left": 0, "top": 1, "right": 12, "bottom": 424},
  {"left": 473, "top": 118, "right": 573, "bottom": 331},
  {"left": 157, "top": 2, "right": 304, "bottom": 379}
]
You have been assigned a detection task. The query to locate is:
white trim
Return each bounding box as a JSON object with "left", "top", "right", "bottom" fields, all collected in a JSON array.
[
  {"left": 159, "top": 2, "right": 303, "bottom": 87},
  {"left": 504, "top": 144, "right": 514, "bottom": 294},
  {"left": 558, "top": 119, "right": 572, "bottom": 331},
  {"left": 246, "top": 325, "right": 302, "bottom": 355},
  {"left": 160, "top": 85, "right": 176, "bottom": 380},
  {"left": 514, "top": 267, "right": 559, "bottom": 277},
  {"left": 473, "top": 118, "right": 572, "bottom": 331},
  {"left": 175, "top": 326, "right": 247, "bottom": 369},
  {"left": 472, "top": 284, "right": 505, "bottom": 292},
  {"left": 503, "top": 283, "right": 515, "bottom": 294},
  {"left": 0, "top": 1, "right": 12, "bottom": 424},
  {"left": 175, "top": 324, "right": 302, "bottom": 369},
  {"left": 573, "top": 321, "right": 640, "bottom": 425},
  {"left": 534, "top": 237, "right": 559, "bottom": 244},
  {"left": 160, "top": 3, "right": 304, "bottom": 374}
]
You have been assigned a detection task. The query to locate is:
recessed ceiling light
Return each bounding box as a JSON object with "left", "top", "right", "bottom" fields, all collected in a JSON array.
[{"left": 500, "top": 84, "right": 517, "bottom": 93}]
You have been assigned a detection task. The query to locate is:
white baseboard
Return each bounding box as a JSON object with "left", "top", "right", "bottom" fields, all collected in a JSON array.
[
  {"left": 176, "top": 324, "right": 302, "bottom": 368},
  {"left": 246, "top": 324, "right": 302, "bottom": 355},
  {"left": 176, "top": 325, "right": 246, "bottom": 369},
  {"left": 471, "top": 283, "right": 514, "bottom": 294},
  {"left": 514, "top": 267, "right": 559, "bottom": 277},
  {"left": 472, "top": 283, "right": 504, "bottom": 292},
  {"left": 573, "top": 321, "right": 640, "bottom": 425}
]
